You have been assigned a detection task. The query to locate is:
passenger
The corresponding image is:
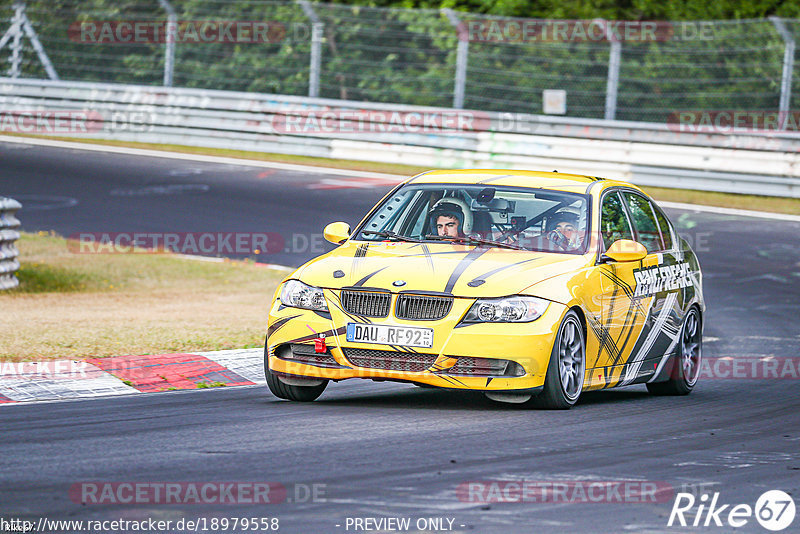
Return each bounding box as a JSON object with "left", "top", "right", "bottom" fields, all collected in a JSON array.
[{"left": 546, "top": 210, "right": 583, "bottom": 250}]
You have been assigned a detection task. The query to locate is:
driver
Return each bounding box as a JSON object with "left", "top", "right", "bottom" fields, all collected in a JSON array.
[
  {"left": 546, "top": 209, "right": 583, "bottom": 250},
  {"left": 428, "top": 201, "right": 466, "bottom": 237}
]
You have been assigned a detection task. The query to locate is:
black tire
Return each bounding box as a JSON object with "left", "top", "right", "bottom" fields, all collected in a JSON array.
[
  {"left": 264, "top": 346, "right": 328, "bottom": 402},
  {"left": 531, "top": 310, "right": 586, "bottom": 410},
  {"left": 647, "top": 307, "right": 702, "bottom": 396}
]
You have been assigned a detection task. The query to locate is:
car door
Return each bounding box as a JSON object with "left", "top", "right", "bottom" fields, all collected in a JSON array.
[
  {"left": 615, "top": 190, "right": 684, "bottom": 385},
  {"left": 585, "top": 189, "right": 656, "bottom": 389}
]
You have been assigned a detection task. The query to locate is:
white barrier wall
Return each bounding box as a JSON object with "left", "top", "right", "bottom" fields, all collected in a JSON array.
[{"left": 1, "top": 78, "right": 799, "bottom": 197}]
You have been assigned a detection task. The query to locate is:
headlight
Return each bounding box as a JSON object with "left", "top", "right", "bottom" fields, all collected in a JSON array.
[
  {"left": 280, "top": 280, "right": 328, "bottom": 311},
  {"left": 461, "top": 296, "right": 549, "bottom": 323}
]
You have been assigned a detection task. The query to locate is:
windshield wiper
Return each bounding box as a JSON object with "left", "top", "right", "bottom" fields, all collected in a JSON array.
[
  {"left": 423, "top": 234, "right": 524, "bottom": 251},
  {"left": 361, "top": 230, "right": 421, "bottom": 243}
]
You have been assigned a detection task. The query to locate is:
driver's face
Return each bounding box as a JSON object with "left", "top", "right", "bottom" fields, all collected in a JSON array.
[{"left": 436, "top": 215, "right": 460, "bottom": 237}]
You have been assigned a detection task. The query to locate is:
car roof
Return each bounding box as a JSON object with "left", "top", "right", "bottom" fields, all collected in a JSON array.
[{"left": 408, "top": 169, "right": 644, "bottom": 196}]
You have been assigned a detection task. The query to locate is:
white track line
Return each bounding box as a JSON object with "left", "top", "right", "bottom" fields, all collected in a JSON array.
[
  {"left": 3, "top": 135, "right": 799, "bottom": 222},
  {"left": 0, "top": 135, "right": 403, "bottom": 180}
]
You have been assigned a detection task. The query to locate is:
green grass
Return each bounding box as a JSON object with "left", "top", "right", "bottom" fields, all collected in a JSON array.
[
  {"left": 641, "top": 186, "right": 800, "bottom": 215},
  {"left": 1, "top": 232, "right": 285, "bottom": 361},
  {"left": 8, "top": 231, "right": 277, "bottom": 294},
  {"left": 15, "top": 262, "right": 97, "bottom": 292}
]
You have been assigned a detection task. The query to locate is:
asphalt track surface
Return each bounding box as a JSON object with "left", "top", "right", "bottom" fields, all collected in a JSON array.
[{"left": 1, "top": 140, "right": 799, "bottom": 533}]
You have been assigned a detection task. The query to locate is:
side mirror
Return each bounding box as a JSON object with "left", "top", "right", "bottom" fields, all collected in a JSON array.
[
  {"left": 323, "top": 221, "right": 351, "bottom": 245},
  {"left": 600, "top": 239, "right": 647, "bottom": 263}
]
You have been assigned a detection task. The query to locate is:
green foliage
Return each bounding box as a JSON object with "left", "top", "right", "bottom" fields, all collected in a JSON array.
[
  {"left": 350, "top": 0, "right": 800, "bottom": 20},
  {"left": 3, "top": 1, "right": 799, "bottom": 122}
]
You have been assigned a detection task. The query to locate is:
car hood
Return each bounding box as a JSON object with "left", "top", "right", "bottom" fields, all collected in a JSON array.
[{"left": 293, "top": 241, "right": 591, "bottom": 298}]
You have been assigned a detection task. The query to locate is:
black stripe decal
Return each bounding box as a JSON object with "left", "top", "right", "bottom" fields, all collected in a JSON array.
[
  {"left": 353, "top": 266, "right": 388, "bottom": 287},
  {"left": 469, "top": 257, "right": 540, "bottom": 284},
  {"left": 421, "top": 243, "right": 435, "bottom": 271},
  {"left": 438, "top": 374, "right": 469, "bottom": 388},
  {"left": 267, "top": 314, "right": 301, "bottom": 339},
  {"left": 444, "top": 247, "right": 489, "bottom": 294},
  {"left": 401, "top": 250, "right": 473, "bottom": 258},
  {"left": 601, "top": 269, "right": 647, "bottom": 317},
  {"left": 351, "top": 243, "right": 369, "bottom": 273},
  {"left": 588, "top": 316, "right": 622, "bottom": 368},
  {"left": 613, "top": 297, "right": 648, "bottom": 366}
]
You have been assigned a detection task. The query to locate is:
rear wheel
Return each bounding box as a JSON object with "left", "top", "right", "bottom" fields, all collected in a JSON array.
[
  {"left": 264, "top": 346, "right": 328, "bottom": 402},
  {"left": 647, "top": 307, "right": 701, "bottom": 396},
  {"left": 532, "top": 310, "right": 585, "bottom": 409}
]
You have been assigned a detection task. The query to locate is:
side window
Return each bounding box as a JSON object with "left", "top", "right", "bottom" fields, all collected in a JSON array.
[
  {"left": 361, "top": 190, "right": 424, "bottom": 236},
  {"left": 600, "top": 191, "right": 634, "bottom": 250},
  {"left": 622, "top": 192, "right": 663, "bottom": 253},
  {"left": 652, "top": 205, "right": 674, "bottom": 250}
]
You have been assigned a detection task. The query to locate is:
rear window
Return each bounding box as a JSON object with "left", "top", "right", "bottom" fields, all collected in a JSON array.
[{"left": 652, "top": 205, "right": 674, "bottom": 250}]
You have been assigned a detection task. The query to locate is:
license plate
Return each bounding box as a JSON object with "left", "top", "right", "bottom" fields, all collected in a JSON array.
[{"left": 346, "top": 323, "right": 433, "bottom": 348}]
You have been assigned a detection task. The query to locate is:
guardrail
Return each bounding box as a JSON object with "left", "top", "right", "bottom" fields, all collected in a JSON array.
[
  {"left": 1, "top": 78, "right": 800, "bottom": 198},
  {"left": 0, "top": 197, "right": 21, "bottom": 290}
]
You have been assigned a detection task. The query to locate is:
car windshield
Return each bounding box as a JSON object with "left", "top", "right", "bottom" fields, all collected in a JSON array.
[{"left": 356, "top": 184, "right": 590, "bottom": 254}]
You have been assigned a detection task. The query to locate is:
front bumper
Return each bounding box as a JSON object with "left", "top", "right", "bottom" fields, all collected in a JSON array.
[{"left": 266, "top": 289, "right": 566, "bottom": 391}]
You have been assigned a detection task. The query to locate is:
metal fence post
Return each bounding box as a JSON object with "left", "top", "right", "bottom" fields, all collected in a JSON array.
[
  {"left": 604, "top": 20, "right": 621, "bottom": 121},
  {"left": 770, "top": 17, "right": 794, "bottom": 130},
  {"left": 158, "top": 0, "right": 176, "bottom": 87},
  {"left": 19, "top": 4, "right": 58, "bottom": 80},
  {"left": 8, "top": 2, "right": 23, "bottom": 78},
  {"left": 299, "top": 0, "right": 322, "bottom": 98},
  {"left": 0, "top": 2, "right": 59, "bottom": 79},
  {"left": 443, "top": 9, "right": 468, "bottom": 109}
]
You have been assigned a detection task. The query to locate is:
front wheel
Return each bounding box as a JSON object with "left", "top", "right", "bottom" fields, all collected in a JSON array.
[
  {"left": 264, "top": 347, "right": 328, "bottom": 402},
  {"left": 647, "top": 307, "right": 701, "bottom": 396},
  {"left": 531, "top": 310, "right": 586, "bottom": 409}
]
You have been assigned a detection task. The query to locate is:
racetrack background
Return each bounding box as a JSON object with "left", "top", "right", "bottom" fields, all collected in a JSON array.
[{"left": 1, "top": 139, "right": 798, "bottom": 532}]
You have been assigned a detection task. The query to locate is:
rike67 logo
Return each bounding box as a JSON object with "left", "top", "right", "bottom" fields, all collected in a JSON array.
[{"left": 668, "top": 490, "right": 795, "bottom": 531}]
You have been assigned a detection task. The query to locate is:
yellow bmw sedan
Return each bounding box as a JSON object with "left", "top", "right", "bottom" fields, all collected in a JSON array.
[{"left": 264, "top": 170, "right": 704, "bottom": 409}]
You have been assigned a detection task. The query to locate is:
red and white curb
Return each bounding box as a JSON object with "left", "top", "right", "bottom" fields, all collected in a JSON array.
[{"left": 0, "top": 349, "right": 264, "bottom": 405}]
